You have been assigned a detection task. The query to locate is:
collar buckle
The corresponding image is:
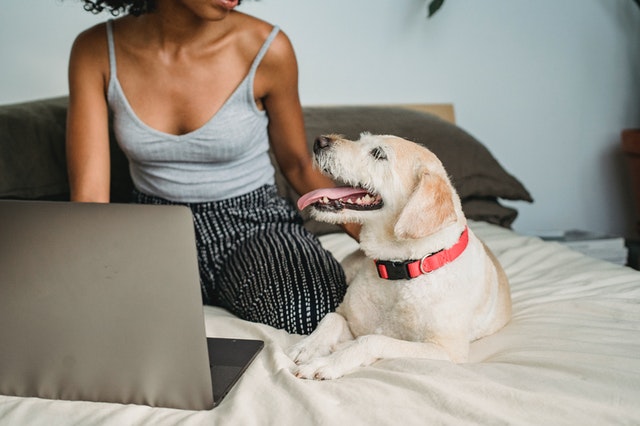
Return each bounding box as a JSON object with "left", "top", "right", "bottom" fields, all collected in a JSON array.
[{"left": 375, "top": 259, "right": 416, "bottom": 280}]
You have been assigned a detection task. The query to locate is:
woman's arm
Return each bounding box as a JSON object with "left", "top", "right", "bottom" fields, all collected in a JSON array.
[
  {"left": 66, "top": 25, "right": 112, "bottom": 203},
  {"left": 259, "top": 31, "right": 360, "bottom": 240}
]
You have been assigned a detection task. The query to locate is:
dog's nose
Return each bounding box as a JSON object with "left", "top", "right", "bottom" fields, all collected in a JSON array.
[{"left": 313, "top": 135, "right": 335, "bottom": 154}]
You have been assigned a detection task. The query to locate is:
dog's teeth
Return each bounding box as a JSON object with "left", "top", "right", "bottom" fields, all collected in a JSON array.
[
  {"left": 357, "top": 195, "right": 372, "bottom": 205},
  {"left": 322, "top": 197, "right": 329, "bottom": 204}
]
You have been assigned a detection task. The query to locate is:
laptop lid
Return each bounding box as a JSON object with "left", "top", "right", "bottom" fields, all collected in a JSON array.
[{"left": 0, "top": 200, "right": 262, "bottom": 410}]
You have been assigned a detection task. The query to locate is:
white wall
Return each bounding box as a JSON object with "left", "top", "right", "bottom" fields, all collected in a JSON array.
[{"left": 1, "top": 0, "right": 639, "bottom": 237}]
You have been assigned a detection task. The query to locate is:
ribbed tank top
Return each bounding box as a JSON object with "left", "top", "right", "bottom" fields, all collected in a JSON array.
[{"left": 106, "top": 20, "right": 279, "bottom": 202}]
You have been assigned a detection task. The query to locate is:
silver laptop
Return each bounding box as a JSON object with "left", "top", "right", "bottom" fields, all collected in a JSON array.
[{"left": 0, "top": 200, "right": 263, "bottom": 410}]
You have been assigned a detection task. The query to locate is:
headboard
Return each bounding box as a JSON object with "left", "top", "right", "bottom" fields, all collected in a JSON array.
[{"left": 398, "top": 104, "right": 456, "bottom": 124}]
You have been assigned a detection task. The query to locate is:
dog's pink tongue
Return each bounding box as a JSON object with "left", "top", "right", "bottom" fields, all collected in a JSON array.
[{"left": 297, "top": 187, "right": 369, "bottom": 210}]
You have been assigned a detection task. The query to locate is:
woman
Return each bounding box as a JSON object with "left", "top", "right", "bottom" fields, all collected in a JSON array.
[{"left": 66, "top": 0, "right": 358, "bottom": 334}]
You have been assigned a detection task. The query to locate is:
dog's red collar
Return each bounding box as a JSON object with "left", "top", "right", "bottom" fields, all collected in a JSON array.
[{"left": 374, "top": 227, "right": 469, "bottom": 280}]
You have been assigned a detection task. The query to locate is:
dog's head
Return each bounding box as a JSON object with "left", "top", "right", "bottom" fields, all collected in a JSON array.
[{"left": 297, "top": 133, "right": 465, "bottom": 240}]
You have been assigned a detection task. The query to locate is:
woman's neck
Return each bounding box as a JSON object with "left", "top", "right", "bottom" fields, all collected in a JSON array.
[{"left": 136, "top": 2, "right": 238, "bottom": 51}]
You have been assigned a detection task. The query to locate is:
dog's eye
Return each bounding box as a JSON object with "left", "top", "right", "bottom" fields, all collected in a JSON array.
[{"left": 370, "top": 147, "right": 387, "bottom": 161}]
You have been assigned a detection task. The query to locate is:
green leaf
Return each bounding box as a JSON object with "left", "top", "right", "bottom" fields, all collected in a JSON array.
[{"left": 428, "top": 0, "right": 446, "bottom": 18}]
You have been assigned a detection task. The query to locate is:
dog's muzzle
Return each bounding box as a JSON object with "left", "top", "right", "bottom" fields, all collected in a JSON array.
[{"left": 295, "top": 135, "right": 384, "bottom": 212}]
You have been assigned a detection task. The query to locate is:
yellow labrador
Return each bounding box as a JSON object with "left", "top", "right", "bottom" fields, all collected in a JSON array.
[{"left": 288, "top": 133, "right": 511, "bottom": 380}]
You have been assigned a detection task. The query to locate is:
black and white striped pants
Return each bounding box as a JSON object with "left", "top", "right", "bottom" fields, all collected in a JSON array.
[{"left": 133, "top": 185, "right": 347, "bottom": 335}]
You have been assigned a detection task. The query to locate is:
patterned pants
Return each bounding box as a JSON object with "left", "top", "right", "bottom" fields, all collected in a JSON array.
[{"left": 133, "top": 185, "right": 347, "bottom": 335}]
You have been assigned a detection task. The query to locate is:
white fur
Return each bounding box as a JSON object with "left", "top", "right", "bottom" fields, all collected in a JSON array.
[{"left": 287, "top": 134, "right": 512, "bottom": 380}]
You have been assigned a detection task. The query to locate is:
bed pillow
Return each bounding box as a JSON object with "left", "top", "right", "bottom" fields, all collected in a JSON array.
[
  {"left": 0, "top": 97, "right": 69, "bottom": 199},
  {"left": 275, "top": 106, "right": 532, "bottom": 233},
  {"left": 0, "top": 97, "right": 132, "bottom": 202}
]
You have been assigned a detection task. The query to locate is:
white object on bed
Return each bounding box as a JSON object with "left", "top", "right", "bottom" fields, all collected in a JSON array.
[{"left": 1, "top": 221, "right": 639, "bottom": 425}]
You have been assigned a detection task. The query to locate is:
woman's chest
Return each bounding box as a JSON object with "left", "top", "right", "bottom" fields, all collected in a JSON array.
[{"left": 115, "top": 47, "right": 259, "bottom": 136}]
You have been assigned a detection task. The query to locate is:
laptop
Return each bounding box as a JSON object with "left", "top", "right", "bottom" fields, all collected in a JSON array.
[{"left": 0, "top": 200, "right": 263, "bottom": 410}]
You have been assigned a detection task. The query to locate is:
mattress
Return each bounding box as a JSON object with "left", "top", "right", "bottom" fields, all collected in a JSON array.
[{"left": 1, "top": 221, "right": 639, "bottom": 425}]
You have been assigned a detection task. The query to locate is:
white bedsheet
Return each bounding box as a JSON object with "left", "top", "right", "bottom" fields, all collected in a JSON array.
[{"left": 1, "top": 221, "right": 639, "bottom": 425}]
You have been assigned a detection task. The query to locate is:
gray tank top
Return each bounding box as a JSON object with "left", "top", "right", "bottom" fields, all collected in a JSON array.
[{"left": 106, "top": 20, "right": 278, "bottom": 202}]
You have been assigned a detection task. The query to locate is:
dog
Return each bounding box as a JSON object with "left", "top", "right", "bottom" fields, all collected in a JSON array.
[{"left": 287, "top": 133, "right": 512, "bottom": 380}]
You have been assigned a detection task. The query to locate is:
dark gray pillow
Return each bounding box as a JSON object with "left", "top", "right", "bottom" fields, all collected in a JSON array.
[
  {"left": 276, "top": 106, "right": 533, "bottom": 233},
  {"left": 0, "top": 97, "right": 132, "bottom": 202},
  {"left": 0, "top": 97, "right": 69, "bottom": 199}
]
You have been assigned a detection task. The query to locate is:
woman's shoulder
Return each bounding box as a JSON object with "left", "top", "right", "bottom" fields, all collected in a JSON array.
[
  {"left": 233, "top": 12, "right": 289, "bottom": 46},
  {"left": 233, "top": 12, "right": 294, "bottom": 63},
  {"left": 233, "top": 10, "right": 274, "bottom": 32},
  {"left": 72, "top": 21, "right": 109, "bottom": 48},
  {"left": 73, "top": 15, "right": 142, "bottom": 47},
  {"left": 69, "top": 21, "right": 111, "bottom": 72}
]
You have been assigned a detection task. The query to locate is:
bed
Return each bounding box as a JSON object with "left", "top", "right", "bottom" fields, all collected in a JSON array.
[{"left": 1, "top": 100, "right": 639, "bottom": 425}]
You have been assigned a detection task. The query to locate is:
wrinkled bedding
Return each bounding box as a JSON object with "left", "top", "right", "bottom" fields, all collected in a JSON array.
[{"left": 1, "top": 221, "right": 639, "bottom": 425}]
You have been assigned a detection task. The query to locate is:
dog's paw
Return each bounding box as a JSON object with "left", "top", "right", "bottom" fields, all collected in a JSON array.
[
  {"left": 292, "top": 342, "right": 376, "bottom": 380},
  {"left": 292, "top": 357, "right": 349, "bottom": 380},
  {"left": 286, "top": 338, "right": 332, "bottom": 365}
]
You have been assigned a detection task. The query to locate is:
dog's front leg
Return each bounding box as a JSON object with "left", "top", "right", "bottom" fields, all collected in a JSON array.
[
  {"left": 294, "top": 334, "right": 463, "bottom": 380},
  {"left": 287, "top": 312, "right": 353, "bottom": 366}
]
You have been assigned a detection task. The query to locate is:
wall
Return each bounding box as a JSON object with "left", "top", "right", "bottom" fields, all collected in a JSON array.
[{"left": 1, "top": 0, "right": 639, "bottom": 236}]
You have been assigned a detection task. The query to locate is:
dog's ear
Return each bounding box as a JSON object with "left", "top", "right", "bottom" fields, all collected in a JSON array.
[{"left": 394, "top": 171, "right": 457, "bottom": 240}]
